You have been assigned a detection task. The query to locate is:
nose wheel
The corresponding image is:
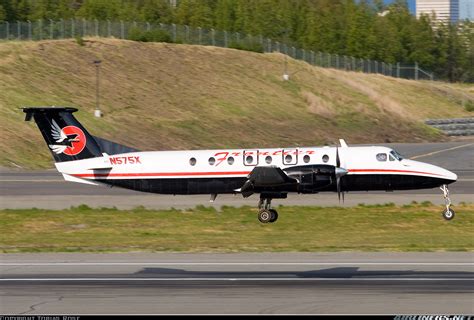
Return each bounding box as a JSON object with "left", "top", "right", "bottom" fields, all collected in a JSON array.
[
  {"left": 440, "top": 185, "right": 455, "bottom": 221},
  {"left": 258, "top": 198, "right": 278, "bottom": 223}
]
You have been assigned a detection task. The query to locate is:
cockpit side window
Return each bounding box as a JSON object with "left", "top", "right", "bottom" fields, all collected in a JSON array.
[
  {"left": 390, "top": 150, "right": 403, "bottom": 161},
  {"left": 376, "top": 153, "right": 387, "bottom": 161},
  {"left": 389, "top": 154, "right": 396, "bottom": 161}
]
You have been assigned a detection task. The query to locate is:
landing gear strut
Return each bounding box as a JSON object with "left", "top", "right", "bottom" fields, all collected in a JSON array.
[
  {"left": 440, "top": 184, "right": 455, "bottom": 221},
  {"left": 258, "top": 198, "right": 278, "bottom": 223}
]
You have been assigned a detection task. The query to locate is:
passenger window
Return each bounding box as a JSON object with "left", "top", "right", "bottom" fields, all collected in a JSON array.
[
  {"left": 303, "top": 155, "right": 310, "bottom": 163},
  {"left": 227, "top": 156, "right": 234, "bottom": 165},
  {"left": 322, "top": 155, "right": 329, "bottom": 163},
  {"left": 189, "top": 157, "right": 196, "bottom": 166},
  {"left": 246, "top": 155, "right": 254, "bottom": 164},
  {"left": 376, "top": 153, "right": 387, "bottom": 162},
  {"left": 208, "top": 157, "right": 216, "bottom": 165},
  {"left": 265, "top": 156, "right": 272, "bottom": 164},
  {"left": 284, "top": 154, "right": 293, "bottom": 164}
]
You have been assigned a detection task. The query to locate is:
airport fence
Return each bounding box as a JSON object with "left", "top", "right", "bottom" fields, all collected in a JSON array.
[{"left": 0, "top": 19, "right": 434, "bottom": 81}]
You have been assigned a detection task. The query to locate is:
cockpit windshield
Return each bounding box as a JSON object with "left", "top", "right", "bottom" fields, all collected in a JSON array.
[{"left": 390, "top": 150, "right": 404, "bottom": 161}]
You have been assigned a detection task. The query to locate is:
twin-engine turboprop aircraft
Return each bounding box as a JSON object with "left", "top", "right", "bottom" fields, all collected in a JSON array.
[{"left": 24, "top": 107, "right": 458, "bottom": 223}]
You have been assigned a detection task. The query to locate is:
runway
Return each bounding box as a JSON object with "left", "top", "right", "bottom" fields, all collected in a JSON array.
[
  {"left": 1, "top": 143, "right": 473, "bottom": 314},
  {"left": 1, "top": 141, "right": 473, "bottom": 209},
  {"left": 1, "top": 252, "right": 473, "bottom": 314}
]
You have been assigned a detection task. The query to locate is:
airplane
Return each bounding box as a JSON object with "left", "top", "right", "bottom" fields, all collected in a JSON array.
[{"left": 23, "top": 106, "right": 458, "bottom": 223}]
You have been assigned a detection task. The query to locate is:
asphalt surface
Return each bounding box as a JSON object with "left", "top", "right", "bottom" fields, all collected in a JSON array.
[
  {"left": 1, "top": 252, "right": 473, "bottom": 314},
  {"left": 1, "top": 141, "right": 473, "bottom": 209},
  {"left": 1, "top": 143, "right": 473, "bottom": 315}
]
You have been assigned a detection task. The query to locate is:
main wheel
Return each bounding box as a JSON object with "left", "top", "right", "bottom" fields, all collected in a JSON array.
[
  {"left": 442, "top": 208, "right": 455, "bottom": 220},
  {"left": 258, "top": 209, "right": 272, "bottom": 223},
  {"left": 269, "top": 209, "right": 279, "bottom": 223}
]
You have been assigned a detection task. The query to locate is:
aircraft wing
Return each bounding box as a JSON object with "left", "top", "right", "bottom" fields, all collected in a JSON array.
[{"left": 237, "top": 166, "right": 298, "bottom": 197}]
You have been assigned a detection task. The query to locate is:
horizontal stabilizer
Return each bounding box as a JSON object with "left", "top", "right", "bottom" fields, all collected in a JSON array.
[{"left": 62, "top": 173, "right": 100, "bottom": 185}]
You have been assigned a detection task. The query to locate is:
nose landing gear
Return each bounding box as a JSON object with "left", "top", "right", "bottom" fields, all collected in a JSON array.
[
  {"left": 258, "top": 198, "right": 278, "bottom": 223},
  {"left": 440, "top": 184, "right": 455, "bottom": 220}
]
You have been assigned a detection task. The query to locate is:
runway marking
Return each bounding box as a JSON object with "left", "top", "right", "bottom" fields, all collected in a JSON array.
[
  {"left": 1, "top": 262, "right": 472, "bottom": 266},
  {"left": 1, "top": 277, "right": 472, "bottom": 281},
  {"left": 410, "top": 143, "right": 474, "bottom": 160}
]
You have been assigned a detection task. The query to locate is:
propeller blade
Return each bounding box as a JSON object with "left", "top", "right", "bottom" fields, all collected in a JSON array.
[
  {"left": 337, "top": 176, "right": 341, "bottom": 202},
  {"left": 335, "top": 142, "right": 346, "bottom": 202}
]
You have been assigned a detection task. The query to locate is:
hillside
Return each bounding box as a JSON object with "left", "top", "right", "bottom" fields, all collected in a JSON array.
[{"left": 0, "top": 38, "right": 472, "bottom": 169}]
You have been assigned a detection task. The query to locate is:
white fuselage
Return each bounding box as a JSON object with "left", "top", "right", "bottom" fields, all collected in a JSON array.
[{"left": 55, "top": 145, "right": 457, "bottom": 195}]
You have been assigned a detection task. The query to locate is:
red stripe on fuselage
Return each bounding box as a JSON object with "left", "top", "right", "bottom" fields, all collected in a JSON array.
[{"left": 72, "top": 171, "right": 252, "bottom": 178}]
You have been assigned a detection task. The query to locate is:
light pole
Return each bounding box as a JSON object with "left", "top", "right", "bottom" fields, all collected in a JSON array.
[
  {"left": 93, "top": 60, "right": 102, "bottom": 118},
  {"left": 283, "top": 52, "right": 289, "bottom": 81},
  {"left": 282, "top": 28, "right": 290, "bottom": 81}
]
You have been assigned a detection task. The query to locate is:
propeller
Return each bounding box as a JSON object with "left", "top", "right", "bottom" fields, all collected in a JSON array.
[{"left": 335, "top": 143, "right": 348, "bottom": 202}]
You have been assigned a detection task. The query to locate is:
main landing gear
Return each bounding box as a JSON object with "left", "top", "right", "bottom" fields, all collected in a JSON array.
[
  {"left": 257, "top": 198, "right": 278, "bottom": 223},
  {"left": 440, "top": 184, "right": 455, "bottom": 221}
]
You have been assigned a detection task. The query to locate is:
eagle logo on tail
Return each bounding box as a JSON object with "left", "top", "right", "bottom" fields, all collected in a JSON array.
[{"left": 48, "top": 119, "right": 86, "bottom": 156}]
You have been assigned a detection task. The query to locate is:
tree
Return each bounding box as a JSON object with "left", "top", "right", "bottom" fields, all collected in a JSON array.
[
  {"left": 75, "top": 0, "right": 122, "bottom": 21},
  {"left": 304, "top": 0, "right": 347, "bottom": 54},
  {"left": 345, "top": 0, "right": 377, "bottom": 59},
  {"left": 139, "top": 0, "right": 174, "bottom": 24},
  {"left": 434, "top": 23, "right": 470, "bottom": 82},
  {"left": 0, "top": 4, "right": 5, "bottom": 21},
  {"left": 459, "top": 21, "right": 474, "bottom": 82},
  {"left": 175, "top": 0, "right": 214, "bottom": 28},
  {"left": 24, "top": 0, "right": 74, "bottom": 20},
  {"left": 408, "top": 14, "right": 437, "bottom": 69},
  {"left": 233, "top": 0, "right": 254, "bottom": 35},
  {"left": 384, "top": 1, "right": 413, "bottom": 63},
  {"left": 373, "top": 15, "right": 403, "bottom": 63},
  {"left": 215, "top": 0, "right": 235, "bottom": 31}
]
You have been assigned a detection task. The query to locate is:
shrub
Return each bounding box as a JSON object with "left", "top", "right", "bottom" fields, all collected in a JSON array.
[
  {"left": 127, "top": 27, "right": 172, "bottom": 43},
  {"left": 464, "top": 100, "right": 474, "bottom": 112},
  {"left": 75, "top": 35, "right": 85, "bottom": 46},
  {"left": 228, "top": 41, "right": 264, "bottom": 53}
]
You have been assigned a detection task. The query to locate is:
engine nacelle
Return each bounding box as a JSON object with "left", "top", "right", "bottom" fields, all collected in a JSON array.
[{"left": 284, "top": 165, "right": 336, "bottom": 193}]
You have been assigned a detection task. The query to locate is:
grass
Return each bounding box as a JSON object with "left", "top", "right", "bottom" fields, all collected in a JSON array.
[
  {"left": 1, "top": 203, "right": 473, "bottom": 253},
  {"left": 0, "top": 39, "right": 472, "bottom": 169}
]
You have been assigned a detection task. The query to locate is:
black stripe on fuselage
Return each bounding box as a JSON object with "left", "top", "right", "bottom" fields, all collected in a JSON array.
[{"left": 95, "top": 174, "right": 454, "bottom": 195}]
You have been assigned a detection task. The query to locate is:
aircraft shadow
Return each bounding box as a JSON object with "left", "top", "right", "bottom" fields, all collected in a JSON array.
[{"left": 134, "top": 267, "right": 474, "bottom": 279}]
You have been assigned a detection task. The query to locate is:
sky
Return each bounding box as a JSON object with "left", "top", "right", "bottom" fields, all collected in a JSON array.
[
  {"left": 459, "top": 0, "right": 474, "bottom": 20},
  {"left": 383, "top": 0, "right": 416, "bottom": 13},
  {"left": 384, "top": 0, "right": 473, "bottom": 20}
]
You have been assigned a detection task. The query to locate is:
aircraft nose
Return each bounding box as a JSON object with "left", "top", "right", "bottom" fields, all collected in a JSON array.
[
  {"left": 437, "top": 166, "right": 457, "bottom": 183},
  {"left": 445, "top": 169, "right": 458, "bottom": 182}
]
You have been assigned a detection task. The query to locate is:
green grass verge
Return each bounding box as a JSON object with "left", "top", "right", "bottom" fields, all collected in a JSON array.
[{"left": 1, "top": 203, "right": 473, "bottom": 253}]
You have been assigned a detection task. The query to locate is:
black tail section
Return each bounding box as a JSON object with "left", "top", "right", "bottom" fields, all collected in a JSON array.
[{"left": 23, "top": 107, "right": 102, "bottom": 162}]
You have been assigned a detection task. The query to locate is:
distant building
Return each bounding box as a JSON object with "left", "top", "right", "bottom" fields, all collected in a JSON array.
[
  {"left": 416, "top": 0, "right": 460, "bottom": 23},
  {"left": 459, "top": 0, "right": 474, "bottom": 20}
]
